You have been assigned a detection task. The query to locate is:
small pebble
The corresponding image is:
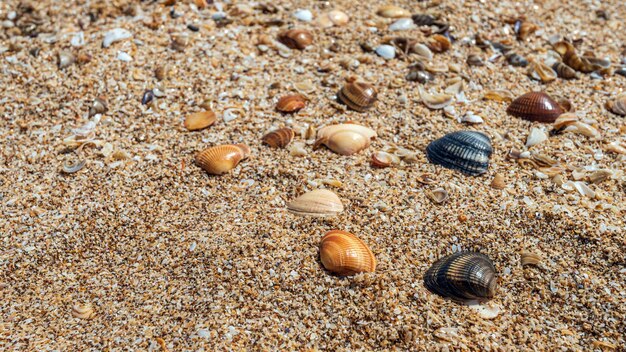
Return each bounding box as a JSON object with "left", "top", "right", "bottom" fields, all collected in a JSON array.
[
  {"left": 389, "top": 18, "right": 415, "bottom": 31},
  {"left": 375, "top": 45, "right": 396, "bottom": 59},
  {"left": 102, "top": 28, "right": 132, "bottom": 48},
  {"left": 117, "top": 51, "right": 133, "bottom": 62},
  {"left": 293, "top": 9, "right": 313, "bottom": 22},
  {"left": 70, "top": 32, "right": 85, "bottom": 47}
]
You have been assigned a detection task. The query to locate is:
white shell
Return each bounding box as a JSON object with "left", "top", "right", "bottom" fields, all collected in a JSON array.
[
  {"left": 526, "top": 127, "right": 549, "bottom": 147},
  {"left": 102, "top": 28, "right": 132, "bottom": 48},
  {"left": 389, "top": 18, "right": 415, "bottom": 31},
  {"left": 375, "top": 45, "right": 396, "bottom": 60},
  {"left": 293, "top": 9, "right": 313, "bottom": 22}
]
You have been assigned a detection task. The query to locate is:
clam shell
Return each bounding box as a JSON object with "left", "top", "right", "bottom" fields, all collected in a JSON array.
[
  {"left": 552, "top": 62, "right": 578, "bottom": 79},
  {"left": 423, "top": 251, "right": 497, "bottom": 301},
  {"left": 184, "top": 110, "right": 217, "bottom": 131},
  {"left": 278, "top": 29, "right": 313, "bottom": 50},
  {"left": 427, "top": 34, "right": 451, "bottom": 53},
  {"left": 315, "top": 124, "right": 377, "bottom": 155},
  {"left": 376, "top": 5, "right": 411, "bottom": 18},
  {"left": 371, "top": 150, "right": 400, "bottom": 168},
  {"left": 507, "top": 92, "right": 564, "bottom": 123},
  {"left": 606, "top": 94, "right": 626, "bottom": 116},
  {"left": 527, "top": 61, "right": 557, "bottom": 83},
  {"left": 337, "top": 81, "right": 377, "bottom": 112},
  {"left": 195, "top": 144, "right": 250, "bottom": 175},
  {"left": 276, "top": 94, "right": 306, "bottom": 113},
  {"left": 490, "top": 173, "right": 506, "bottom": 190},
  {"left": 287, "top": 189, "right": 343, "bottom": 217},
  {"left": 418, "top": 86, "right": 453, "bottom": 110},
  {"left": 426, "top": 131, "right": 492, "bottom": 176},
  {"left": 320, "top": 230, "right": 376, "bottom": 276},
  {"left": 262, "top": 128, "right": 295, "bottom": 148}
]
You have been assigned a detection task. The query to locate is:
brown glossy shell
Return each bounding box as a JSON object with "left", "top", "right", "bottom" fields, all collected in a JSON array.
[
  {"left": 184, "top": 110, "right": 217, "bottom": 131},
  {"left": 606, "top": 94, "right": 626, "bottom": 116},
  {"left": 278, "top": 29, "right": 313, "bottom": 50},
  {"left": 337, "top": 81, "right": 377, "bottom": 112},
  {"left": 507, "top": 92, "right": 564, "bottom": 123},
  {"left": 427, "top": 34, "right": 451, "bottom": 53},
  {"left": 276, "top": 94, "right": 306, "bottom": 113},
  {"left": 195, "top": 144, "right": 250, "bottom": 175},
  {"left": 262, "top": 128, "right": 295, "bottom": 148},
  {"left": 320, "top": 230, "right": 376, "bottom": 276},
  {"left": 552, "top": 62, "right": 578, "bottom": 79},
  {"left": 287, "top": 189, "right": 343, "bottom": 217}
]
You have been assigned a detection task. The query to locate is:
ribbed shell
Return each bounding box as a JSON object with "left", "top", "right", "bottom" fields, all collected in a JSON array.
[
  {"left": 426, "top": 131, "right": 492, "bottom": 176},
  {"left": 262, "top": 128, "right": 295, "bottom": 148},
  {"left": 507, "top": 92, "right": 564, "bottom": 123},
  {"left": 195, "top": 144, "right": 250, "bottom": 175},
  {"left": 287, "top": 189, "right": 344, "bottom": 217},
  {"left": 337, "top": 81, "right": 377, "bottom": 112},
  {"left": 276, "top": 94, "right": 306, "bottom": 113},
  {"left": 320, "top": 230, "right": 376, "bottom": 276},
  {"left": 423, "top": 251, "right": 497, "bottom": 301}
]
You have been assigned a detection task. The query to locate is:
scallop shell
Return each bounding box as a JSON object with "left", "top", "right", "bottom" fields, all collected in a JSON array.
[
  {"left": 278, "top": 29, "right": 313, "bottom": 50},
  {"left": 423, "top": 251, "right": 497, "bottom": 301},
  {"left": 287, "top": 189, "right": 344, "bottom": 217},
  {"left": 195, "top": 144, "right": 250, "bottom": 175},
  {"left": 606, "top": 94, "right": 626, "bottom": 116},
  {"left": 337, "top": 81, "right": 377, "bottom": 112},
  {"left": 276, "top": 94, "right": 306, "bottom": 113},
  {"left": 314, "top": 124, "right": 377, "bottom": 156},
  {"left": 376, "top": 5, "right": 410, "bottom": 18},
  {"left": 426, "top": 131, "right": 492, "bottom": 176},
  {"left": 507, "top": 92, "right": 564, "bottom": 123},
  {"left": 262, "top": 128, "right": 295, "bottom": 148},
  {"left": 320, "top": 230, "right": 376, "bottom": 276},
  {"left": 72, "top": 303, "right": 96, "bottom": 319},
  {"left": 184, "top": 110, "right": 217, "bottom": 131}
]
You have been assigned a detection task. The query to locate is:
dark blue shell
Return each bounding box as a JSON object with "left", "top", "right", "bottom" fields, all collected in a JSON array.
[{"left": 426, "top": 131, "right": 492, "bottom": 176}]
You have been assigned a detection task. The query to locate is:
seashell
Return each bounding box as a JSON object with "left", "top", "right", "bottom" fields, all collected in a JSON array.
[
  {"left": 184, "top": 110, "right": 217, "bottom": 131},
  {"left": 371, "top": 150, "right": 400, "bottom": 168},
  {"left": 377, "top": 5, "right": 411, "bottom": 18},
  {"left": 515, "top": 21, "right": 538, "bottom": 40},
  {"left": 318, "top": 10, "right": 349, "bottom": 27},
  {"left": 526, "top": 127, "right": 549, "bottom": 147},
  {"left": 102, "top": 28, "right": 132, "bottom": 48},
  {"left": 490, "top": 173, "right": 506, "bottom": 189},
  {"left": 460, "top": 111, "right": 483, "bottom": 124},
  {"left": 314, "top": 123, "right": 377, "bottom": 155},
  {"left": 406, "top": 69, "right": 434, "bottom": 83},
  {"left": 507, "top": 92, "right": 564, "bottom": 123},
  {"left": 58, "top": 51, "right": 75, "bottom": 69},
  {"left": 262, "top": 128, "right": 295, "bottom": 148},
  {"left": 427, "top": 34, "right": 451, "bottom": 53},
  {"left": 417, "top": 173, "right": 436, "bottom": 185},
  {"left": 606, "top": 94, "right": 626, "bottom": 116},
  {"left": 527, "top": 61, "right": 557, "bottom": 83},
  {"left": 388, "top": 18, "right": 415, "bottom": 31},
  {"left": 141, "top": 90, "right": 155, "bottom": 105},
  {"left": 552, "top": 62, "right": 578, "bottom": 79},
  {"left": 62, "top": 160, "right": 86, "bottom": 174},
  {"left": 72, "top": 303, "right": 95, "bottom": 319},
  {"left": 562, "top": 122, "right": 601, "bottom": 140},
  {"left": 589, "top": 170, "right": 613, "bottom": 184},
  {"left": 434, "top": 327, "right": 459, "bottom": 342},
  {"left": 293, "top": 9, "right": 313, "bottom": 22},
  {"left": 424, "top": 251, "right": 497, "bottom": 301},
  {"left": 616, "top": 67, "right": 626, "bottom": 78},
  {"left": 288, "top": 141, "right": 308, "bottom": 157},
  {"left": 553, "top": 112, "right": 579, "bottom": 131},
  {"left": 466, "top": 54, "right": 484, "bottom": 66},
  {"left": 505, "top": 52, "right": 528, "bottom": 67},
  {"left": 411, "top": 43, "right": 433, "bottom": 60},
  {"left": 412, "top": 13, "right": 437, "bottom": 26},
  {"left": 337, "top": 81, "right": 378, "bottom": 112},
  {"left": 418, "top": 86, "right": 453, "bottom": 110},
  {"left": 287, "top": 189, "right": 344, "bottom": 217},
  {"left": 520, "top": 251, "right": 542, "bottom": 266},
  {"left": 483, "top": 90, "right": 514, "bottom": 102},
  {"left": 278, "top": 29, "right": 313, "bottom": 50},
  {"left": 195, "top": 144, "right": 250, "bottom": 175},
  {"left": 88, "top": 97, "right": 108, "bottom": 117},
  {"left": 426, "top": 188, "right": 449, "bottom": 204},
  {"left": 320, "top": 230, "right": 376, "bottom": 276},
  {"left": 375, "top": 44, "right": 396, "bottom": 60},
  {"left": 553, "top": 41, "right": 608, "bottom": 73},
  {"left": 276, "top": 94, "right": 306, "bottom": 113},
  {"left": 426, "top": 131, "right": 492, "bottom": 176}
]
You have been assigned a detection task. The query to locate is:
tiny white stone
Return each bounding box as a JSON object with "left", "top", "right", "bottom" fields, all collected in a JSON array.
[
  {"left": 375, "top": 45, "right": 396, "bottom": 59},
  {"left": 102, "top": 28, "right": 132, "bottom": 48},
  {"left": 525, "top": 127, "right": 548, "bottom": 147},
  {"left": 389, "top": 18, "right": 415, "bottom": 31},
  {"left": 71, "top": 32, "right": 85, "bottom": 47},
  {"left": 117, "top": 51, "right": 133, "bottom": 62},
  {"left": 293, "top": 9, "right": 313, "bottom": 22}
]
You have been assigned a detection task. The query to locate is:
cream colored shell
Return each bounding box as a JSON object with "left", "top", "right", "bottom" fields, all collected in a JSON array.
[
  {"left": 314, "top": 124, "right": 377, "bottom": 155},
  {"left": 287, "top": 189, "right": 343, "bottom": 217}
]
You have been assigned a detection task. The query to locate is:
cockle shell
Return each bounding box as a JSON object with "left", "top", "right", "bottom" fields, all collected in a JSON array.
[
  {"left": 507, "top": 92, "right": 564, "bottom": 123},
  {"left": 426, "top": 131, "right": 492, "bottom": 176},
  {"left": 606, "top": 94, "right": 626, "bottom": 116},
  {"left": 262, "top": 128, "right": 295, "bottom": 148},
  {"left": 195, "top": 144, "right": 250, "bottom": 175},
  {"left": 337, "top": 81, "right": 378, "bottom": 112},
  {"left": 184, "top": 110, "right": 217, "bottom": 131},
  {"left": 287, "top": 189, "right": 343, "bottom": 217},
  {"left": 276, "top": 94, "right": 306, "bottom": 113},
  {"left": 314, "top": 124, "right": 377, "bottom": 156},
  {"left": 423, "top": 251, "right": 497, "bottom": 301},
  {"left": 320, "top": 230, "right": 376, "bottom": 276}
]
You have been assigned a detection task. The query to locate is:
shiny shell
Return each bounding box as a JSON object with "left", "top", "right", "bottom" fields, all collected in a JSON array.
[
  {"left": 507, "top": 92, "right": 564, "bottom": 123},
  {"left": 320, "top": 230, "right": 376, "bottom": 276},
  {"left": 276, "top": 94, "right": 306, "bottom": 113},
  {"left": 195, "top": 144, "right": 250, "bottom": 175},
  {"left": 426, "top": 131, "right": 492, "bottom": 176},
  {"left": 262, "top": 128, "right": 295, "bottom": 148},
  {"left": 337, "top": 81, "right": 377, "bottom": 112},
  {"left": 527, "top": 61, "right": 557, "bottom": 83},
  {"left": 318, "top": 10, "right": 349, "bottom": 27},
  {"left": 427, "top": 34, "right": 451, "bottom": 53},
  {"left": 423, "top": 251, "right": 497, "bottom": 301},
  {"left": 371, "top": 150, "right": 400, "bottom": 168},
  {"left": 552, "top": 62, "right": 578, "bottom": 79},
  {"left": 287, "top": 189, "right": 344, "bottom": 217},
  {"left": 376, "top": 5, "right": 411, "bottom": 18},
  {"left": 278, "top": 29, "right": 313, "bottom": 50},
  {"left": 314, "top": 123, "right": 377, "bottom": 156},
  {"left": 184, "top": 110, "right": 217, "bottom": 131},
  {"left": 418, "top": 86, "right": 453, "bottom": 110},
  {"left": 606, "top": 94, "right": 626, "bottom": 116}
]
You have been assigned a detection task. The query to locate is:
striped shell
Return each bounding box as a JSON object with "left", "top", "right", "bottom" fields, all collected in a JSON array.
[
  {"left": 276, "top": 94, "right": 306, "bottom": 113},
  {"left": 552, "top": 62, "right": 578, "bottom": 79},
  {"left": 287, "top": 189, "right": 343, "bottom": 217},
  {"left": 278, "top": 29, "right": 313, "bottom": 50},
  {"left": 314, "top": 123, "right": 377, "bottom": 155},
  {"left": 423, "top": 251, "right": 497, "bottom": 301},
  {"left": 262, "top": 128, "right": 295, "bottom": 148},
  {"left": 606, "top": 94, "right": 626, "bottom": 116},
  {"left": 507, "top": 92, "right": 564, "bottom": 123},
  {"left": 426, "top": 131, "right": 492, "bottom": 176},
  {"left": 337, "top": 81, "right": 377, "bottom": 112},
  {"left": 320, "top": 230, "right": 376, "bottom": 276},
  {"left": 195, "top": 144, "right": 250, "bottom": 175}
]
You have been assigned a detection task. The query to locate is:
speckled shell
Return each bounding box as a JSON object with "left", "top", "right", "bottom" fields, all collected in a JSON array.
[
  {"left": 423, "top": 251, "right": 497, "bottom": 301},
  {"left": 278, "top": 29, "right": 313, "bottom": 50},
  {"left": 426, "top": 131, "right": 492, "bottom": 176},
  {"left": 262, "top": 128, "right": 295, "bottom": 148},
  {"left": 315, "top": 124, "right": 377, "bottom": 155},
  {"left": 276, "top": 94, "right": 306, "bottom": 113},
  {"left": 287, "top": 189, "right": 344, "bottom": 217},
  {"left": 337, "top": 81, "right": 377, "bottom": 112},
  {"left": 320, "top": 230, "right": 376, "bottom": 276},
  {"left": 507, "top": 92, "right": 564, "bottom": 123},
  {"left": 195, "top": 144, "right": 250, "bottom": 175}
]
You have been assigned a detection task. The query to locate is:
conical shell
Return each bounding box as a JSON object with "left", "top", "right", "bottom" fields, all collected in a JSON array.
[
  {"left": 287, "top": 189, "right": 344, "bottom": 217},
  {"left": 262, "top": 128, "right": 295, "bottom": 148},
  {"left": 507, "top": 92, "right": 564, "bottom": 123},
  {"left": 337, "top": 81, "right": 377, "bottom": 112},
  {"left": 315, "top": 124, "right": 377, "bottom": 156},
  {"left": 184, "top": 110, "right": 217, "bottom": 131},
  {"left": 195, "top": 144, "right": 250, "bottom": 175},
  {"left": 426, "top": 131, "right": 492, "bottom": 176},
  {"left": 606, "top": 94, "right": 626, "bottom": 116},
  {"left": 320, "top": 230, "right": 376, "bottom": 276},
  {"left": 423, "top": 251, "right": 497, "bottom": 301}
]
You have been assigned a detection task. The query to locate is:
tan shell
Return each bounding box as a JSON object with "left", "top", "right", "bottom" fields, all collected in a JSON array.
[
  {"left": 490, "top": 173, "right": 506, "bottom": 190},
  {"left": 376, "top": 5, "right": 411, "bottom": 18},
  {"left": 287, "top": 189, "right": 344, "bottom": 217},
  {"left": 314, "top": 124, "right": 377, "bottom": 155},
  {"left": 195, "top": 144, "right": 250, "bottom": 175},
  {"left": 320, "top": 230, "right": 376, "bottom": 276},
  {"left": 276, "top": 94, "right": 306, "bottom": 113},
  {"left": 606, "top": 94, "right": 626, "bottom": 116},
  {"left": 427, "top": 34, "right": 451, "bottom": 53},
  {"left": 520, "top": 251, "right": 542, "bottom": 266},
  {"left": 184, "top": 110, "right": 217, "bottom": 131},
  {"left": 72, "top": 304, "right": 95, "bottom": 319},
  {"left": 337, "top": 81, "right": 378, "bottom": 112},
  {"left": 418, "top": 86, "right": 453, "bottom": 110},
  {"left": 371, "top": 151, "right": 400, "bottom": 168},
  {"left": 527, "top": 61, "right": 557, "bottom": 83},
  {"left": 262, "top": 128, "right": 294, "bottom": 148},
  {"left": 318, "top": 10, "right": 350, "bottom": 27},
  {"left": 278, "top": 29, "right": 314, "bottom": 50},
  {"left": 426, "top": 188, "right": 449, "bottom": 204},
  {"left": 483, "top": 90, "right": 514, "bottom": 102}
]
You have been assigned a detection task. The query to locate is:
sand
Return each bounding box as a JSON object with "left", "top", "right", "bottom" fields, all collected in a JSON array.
[{"left": 1, "top": 0, "right": 625, "bottom": 350}]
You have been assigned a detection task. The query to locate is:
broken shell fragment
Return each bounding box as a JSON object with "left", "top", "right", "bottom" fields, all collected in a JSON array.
[
  {"left": 184, "top": 110, "right": 217, "bottom": 131},
  {"left": 262, "top": 128, "right": 295, "bottom": 148},
  {"left": 606, "top": 94, "right": 626, "bottom": 116},
  {"left": 62, "top": 160, "right": 86, "bottom": 174},
  {"left": 526, "top": 127, "right": 549, "bottom": 147},
  {"left": 287, "top": 189, "right": 344, "bottom": 217},
  {"left": 278, "top": 29, "right": 313, "bottom": 50},
  {"left": 371, "top": 150, "right": 400, "bottom": 168},
  {"left": 418, "top": 86, "right": 453, "bottom": 110},
  {"left": 520, "top": 251, "right": 542, "bottom": 266},
  {"left": 490, "top": 173, "right": 506, "bottom": 190},
  {"left": 552, "top": 62, "right": 578, "bottom": 79},
  {"left": 426, "top": 131, "right": 493, "bottom": 176},
  {"left": 424, "top": 251, "right": 497, "bottom": 301},
  {"left": 318, "top": 10, "right": 349, "bottom": 27},
  {"left": 276, "top": 94, "right": 306, "bottom": 113},
  {"left": 337, "top": 81, "right": 378, "bottom": 112},
  {"left": 314, "top": 124, "right": 377, "bottom": 155},
  {"left": 72, "top": 304, "right": 95, "bottom": 319},
  {"left": 483, "top": 90, "right": 514, "bottom": 103},
  {"left": 320, "top": 230, "right": 376, "bottom": 276},
  {"left": 427, "top": 34, "right": 451, "bottom": 53},
  {"left": 426, "top": 188, "right": 449, "bottom": 204},
  {"left": 507, "top": 92, "right": 564, "bottom": 123},
  {"left": 195, "top": 144, "right": 251, "bottom": 175},
  {"left": 527, "top": 61, "right": 557, "bottom": 83}
]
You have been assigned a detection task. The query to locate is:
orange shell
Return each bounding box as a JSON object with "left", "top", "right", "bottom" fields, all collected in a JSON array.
[
  {"left": 276, "top": 94, "right": 306, "bottom": 113},
  {"left": 195, "top": 144, "right": 250, "bottom": 175},
  {"left": 320, "top": 230, "right": 376, "bottom": 276},
  {"left": 184, "top": 110, "right": 217, "bottom": 131},
  {"left": 262, "top": 128, "right": 295, "bottom": 148}
]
